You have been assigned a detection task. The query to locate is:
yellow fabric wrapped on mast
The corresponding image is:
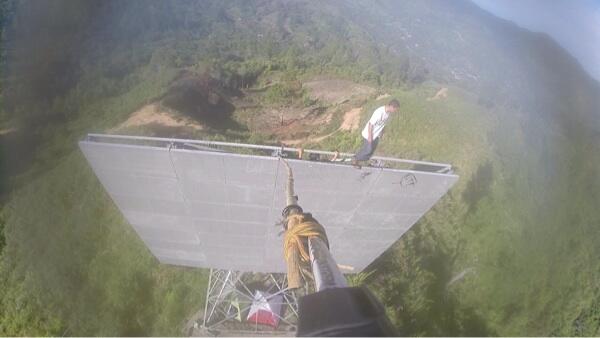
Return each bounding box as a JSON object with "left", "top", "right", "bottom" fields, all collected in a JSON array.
[{"left": 283, "top": 213, "right": 329, "bottom": 289}]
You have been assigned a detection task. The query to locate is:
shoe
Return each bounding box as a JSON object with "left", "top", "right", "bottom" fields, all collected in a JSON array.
[{"left": 351, "top": 158, "right": 362, "bottom": 169}]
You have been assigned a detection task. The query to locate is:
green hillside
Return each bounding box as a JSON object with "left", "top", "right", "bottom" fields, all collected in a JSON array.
[{"left": 1, "top": 0, "right": 599, "bottom": 336}]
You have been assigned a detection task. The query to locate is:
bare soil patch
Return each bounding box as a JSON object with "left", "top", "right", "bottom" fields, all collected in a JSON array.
[
  {"left": 113, "top": 103, "right": 203, "bottom": 132},
  {"left": 281, "top": 106, "right": 363, "bottom": 145},
  {"left": 427, "top": 87, "right": 448, "bottom": 101},
  {"left": 303, "top": 78, "right": 375, "bottom": 104},
  {"left": 340, "top": 107, "right": 362, "bottom": 131}
]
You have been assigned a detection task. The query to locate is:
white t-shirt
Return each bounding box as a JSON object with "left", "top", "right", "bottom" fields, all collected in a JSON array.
[{"left": 361, "top": 106, "right": 390, "bottom": 140}]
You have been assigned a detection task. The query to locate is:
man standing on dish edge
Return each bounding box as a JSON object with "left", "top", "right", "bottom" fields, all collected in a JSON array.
[{"left": 352, "top": 99, "right": 399, "bottom": 168}]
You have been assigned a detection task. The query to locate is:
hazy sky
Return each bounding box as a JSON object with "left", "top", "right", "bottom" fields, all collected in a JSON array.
[{"left": 472, "top": 0, "right": 600, "bottom": 81}]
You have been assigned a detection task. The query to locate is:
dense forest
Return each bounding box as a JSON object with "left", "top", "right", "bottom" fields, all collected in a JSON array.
[{"left": 1, "top": 0, "right": 599, "bottom": 336}]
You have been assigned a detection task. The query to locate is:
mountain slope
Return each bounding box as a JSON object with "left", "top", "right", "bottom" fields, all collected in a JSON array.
[{"left": 1, "top": 0, "right": 599, "bottom": 336}]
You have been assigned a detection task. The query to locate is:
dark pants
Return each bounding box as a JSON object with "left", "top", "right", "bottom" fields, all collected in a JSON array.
[{"left": 354, "top": 137, "right": 379, "bottom": 161}]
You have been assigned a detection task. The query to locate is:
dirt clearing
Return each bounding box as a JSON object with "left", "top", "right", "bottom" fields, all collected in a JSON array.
[
  {"left": 303, "top": 78, "right": 375, "bottom": 104},
  {"left": 340, "top": 107, "right": 362, "bottom": 131},
  {"left": 112, "top": 103, "right": 203, "bottom": 132},
  {"left": 427, "top": 87, "right": 448, "bottom": 101},
  {"left": 281, "top": 106, "right": 363, "bottom": 144}
]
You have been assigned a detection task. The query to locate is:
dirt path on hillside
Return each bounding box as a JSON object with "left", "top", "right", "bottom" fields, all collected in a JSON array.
[
  {"left": 339, "top": 107, "right": 361, "bottom": 131},
  {"left": 303, "top": 78, "right": 375, "bottom": 104},
  {"left": 427, "top": 87, "right": 448, "bottom": 101},
  {"left": 281, "top": 107, "right": 363, "bottom": 145},
  {"left": 111, "top": 103, "right": 203, "bottom": 132}
]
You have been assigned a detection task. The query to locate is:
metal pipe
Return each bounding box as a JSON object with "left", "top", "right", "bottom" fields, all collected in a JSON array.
[
  {"left": 205, "top": 270, "right": 232, "bottom": 326},
  {"left": 202, "top": 268, "right": 213, "bottom": 328},
  {"left": 308, "top": 237, "right": 348, "bottom": 291},
  {"left": 280, "top": 156, "right": 346, "bottom": 291},
  {"left": 280, "top": 158, "right": 298, "bottom": 207}
]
